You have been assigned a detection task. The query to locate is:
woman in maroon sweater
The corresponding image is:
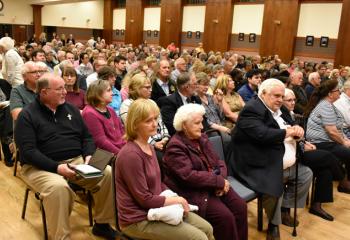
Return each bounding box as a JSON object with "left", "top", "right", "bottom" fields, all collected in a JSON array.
[
  {"left": 62, "top": 66, "right": 86, "bottom": 110},
  {"left": 82, "top": 80, "right": 125, "bottom": 155},
  {"left": 115, "top": 99, "right": 214, "bottom": 240},
  {"left": 163, "top": 103, "right": 248, "bottom": 240}
]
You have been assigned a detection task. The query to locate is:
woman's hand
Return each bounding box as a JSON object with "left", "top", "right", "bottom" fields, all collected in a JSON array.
[
  {"left": 216, "top": 179, "right": 230, "bottom": 196},
  {"left": 304, "top": 141, "right": 316, "bottom": 151},
  {"left": 154, "top": 141, "right": 165, "bottom": 150},
  {"left": 164, "top": 196, "right": 190, "bottom": 214},
  {"left": 213, "top": 89, "right": 224, "bottom": 103},
  {"left": 344, "top": 139, "right": 350, "bottom": 148},
  {"left": 223, "top": 179, "right": 230, "bottom": 194}
]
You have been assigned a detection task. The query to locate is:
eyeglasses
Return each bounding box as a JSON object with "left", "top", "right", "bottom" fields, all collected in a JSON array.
[
  {"left": 27, "top": 70, "right": 47, "bottom": 75},
  {"left": 46, "top": 87, "right": 66, "bottom": 93},
  {"left": 283, "top": 98, "right": 296, "bottom": 102}
]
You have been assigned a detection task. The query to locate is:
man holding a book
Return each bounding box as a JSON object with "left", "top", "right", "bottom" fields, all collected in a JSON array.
[{"left": 15, "top": 73, "right": 116, "bottom": 240}]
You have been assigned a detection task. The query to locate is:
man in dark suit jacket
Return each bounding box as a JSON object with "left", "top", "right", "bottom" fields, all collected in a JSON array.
[
  {"left": 160, "top": 72, "right": 207, "bottom": 136},
  {"left": 227, "top": 79, "right": 312, "bottom": 240},
  {"left": 151, "top": 60, "right": 176, "bottom": 105}
]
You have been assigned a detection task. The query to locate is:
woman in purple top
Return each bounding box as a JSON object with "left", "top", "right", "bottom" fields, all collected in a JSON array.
[
  {"left": 163, "top": 104, "right": 248, "bottom": 240},
  {"left": 115, "top": 99, "right": 214, "bottom": 240},
  {"left": 82, "top": 80, "right": 125, "bottom": 155},
  {"left": 62, "top": 66, "right": 86, "bottom": 110}
]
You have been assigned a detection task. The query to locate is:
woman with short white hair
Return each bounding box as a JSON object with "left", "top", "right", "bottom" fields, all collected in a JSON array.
[
  {"left": 164, "top": 103, "right": 248, "bottom": 240},
  {"left": 0, "top": 37, "right": 24, "bottom": 87}
]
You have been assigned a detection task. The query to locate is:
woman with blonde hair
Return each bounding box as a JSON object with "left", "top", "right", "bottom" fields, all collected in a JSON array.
[
  {"left": 115, "top": 99, "right": 214, "bottom": 240},
  {"left": 120, "top": 73, "right": 170, "bottom": 152},
  {"left": 214, "top": 74, "right": 245, "bottom": 128}
]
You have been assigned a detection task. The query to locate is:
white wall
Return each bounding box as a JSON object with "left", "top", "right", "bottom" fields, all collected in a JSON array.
[
  {"left": 0, "top": 0, "right": 33, "bottom": 25},
  {"left": 297, "top": 3, "right": 342, "bottom": 38},
  {"left": 113, "top": 8, "right": 126, "bottom": 30},
  {"left": 231, "top": 4, "right": 264, "bottom": 34},
  {"left": 182, "top": 6, "right": 206, "bottom": 32},
  {"left": 42, "top": 0, "right": 104, "bottom": 29},
  {"left": 143, "top": 7, "right": 160, "bottom": 31}
]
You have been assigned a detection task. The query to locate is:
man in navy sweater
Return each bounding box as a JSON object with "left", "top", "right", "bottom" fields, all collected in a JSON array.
[{"left": 15, "top": 73, "right": 116, "bottom": 240}]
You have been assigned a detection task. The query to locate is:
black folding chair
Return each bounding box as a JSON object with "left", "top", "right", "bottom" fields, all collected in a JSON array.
[{"left": 206, "top": 130, "right": 264, "bottom": 231}]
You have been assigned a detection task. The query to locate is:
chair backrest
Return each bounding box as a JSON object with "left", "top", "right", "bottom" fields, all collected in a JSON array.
[
  {"left": 207, "top": 134, "right": 225, "bottom": 161},
  {"left": 111, "top": 157, "right": 121, "bottom": 231}
]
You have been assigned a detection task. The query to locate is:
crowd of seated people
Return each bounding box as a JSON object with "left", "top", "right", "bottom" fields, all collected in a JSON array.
[{"left": 0, "top": 33, "right": 349, "bottom": 240}]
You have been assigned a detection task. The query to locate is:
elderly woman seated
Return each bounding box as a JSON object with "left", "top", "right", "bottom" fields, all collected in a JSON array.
[
  {"left": 82, "top": 80, "right": 125, "bottom": 155},
  {"left": 163, "top": 103, "right": 247, "bottom": 240},
  {"left": 305, "top": 79, "right": 350, "bottom": 194},
  {"left": 282, "top": 88, "right": 344, "bottom": 221},
  {"left": 115, "top": 99, "right": 214, "bottom": 240}
]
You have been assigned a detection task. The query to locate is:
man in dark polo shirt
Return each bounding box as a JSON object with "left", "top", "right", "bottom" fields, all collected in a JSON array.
[
  {"left": 9, "top": 61, "right": 41, "bottom": 121},
  {"left": 15, "top": 73, "right": 116, "bottom": 240}
]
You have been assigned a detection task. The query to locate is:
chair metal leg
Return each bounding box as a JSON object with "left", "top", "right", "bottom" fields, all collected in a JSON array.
[
  {"left": 87, "top": 191, "right": 93, "bottom": 226},
  {"left": 13, "top": 151, "right": 18, "bottom": 176},
  {"left": 257, "top": 196, "right": 263, "bottom": 231},
  {"left": 22, "top": 188, "right": 30, "bottom": 219},
  {"left": 40, "top": 200, "right": 49, "bottom": 240}
]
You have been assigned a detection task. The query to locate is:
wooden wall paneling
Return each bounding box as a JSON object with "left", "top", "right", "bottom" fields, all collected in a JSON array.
[
  {"left": 56, "top": 27, "right": 93, "bottom": 43},
  {"left": 159, "top": 0, "right": 183, "bottom": 48},
  {"left": 31, "top": 5, "right": 43, "bottom": 42},
  {"left": 259, "top": 0, "right": 300, "bottom": 62},
  {"left": 102, "top": 0, "right": 116, "bottom": 44},
  {"left": 125, "top": 0, "right": 144, "bottom": 47},
  {"left": 203, "top": 0, "right": 234, "bottom": 53},
  {"left": 12, "top": 25, "right": 27, "bottom": 44},
  {"left": 335, "top": 0, "right": 350, "bottom": 67}
]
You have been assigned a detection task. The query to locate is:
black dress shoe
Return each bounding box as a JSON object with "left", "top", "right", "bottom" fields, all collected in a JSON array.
[
  {"left": 4, "top": 160, "right": 14, "bottom": 167},
  {"left": 281, "top": 211, "right": 299, "bottom": 227},
  {"left": 266, "top": 224, "right": 280, "bottom": 240},
  {"left": 337, "top": 185, "right": 350, "bottom": 194},
  {"left": 92, "top": 223, "right": 118, "bottom": 240},
  {"left": 309, "top": 208, "right": 334, "bottom": 221}
]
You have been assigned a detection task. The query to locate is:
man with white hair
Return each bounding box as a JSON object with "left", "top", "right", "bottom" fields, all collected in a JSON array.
[
  {"left": 170, "top": 57, "right": 187, "bottom": 82},
  {"left": 227, "top": 78, "right": 312, "bottom": 240},
  {"left": 305, "top": 72, "right": 321, "bottom": 99},
  {"left": 289, "top": 71, "right": 307, "bottom": 114},
  {"left": 10, "top": 61, "right": 42, "bottom": 121},
  {"left": 0, "top": 37, "right": 24, "bottom": 87}
]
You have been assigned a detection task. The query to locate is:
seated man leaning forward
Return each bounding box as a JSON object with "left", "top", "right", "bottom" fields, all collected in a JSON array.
[
  {"left": 228, "top": 78, "right": 312, "bottom": 240},
  {"left": 15, "top": 73, "right": 116, "bottom": 240}
]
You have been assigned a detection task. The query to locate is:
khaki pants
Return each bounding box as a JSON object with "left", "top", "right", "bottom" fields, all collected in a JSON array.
[
  {"left": 121, "top": 212, "right": 215, "bottom": 240},
  {"left": 20, "top": 156, "right": 115, "bottom": 240}
]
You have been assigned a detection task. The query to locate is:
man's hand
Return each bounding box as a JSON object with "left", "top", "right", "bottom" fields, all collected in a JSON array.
[
  {"left": 57, "top": 164, "right": 76, "bottom": 179},
  {"left": 84, "top": 155, "right": 92, "bottom": 164},
  {"left": 286, "top": 126, "right": 304, "bottom": 140}
]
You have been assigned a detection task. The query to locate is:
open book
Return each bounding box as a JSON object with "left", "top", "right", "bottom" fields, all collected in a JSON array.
[{"left": 71, "top": 148, "right": 115, "bottom": 179}]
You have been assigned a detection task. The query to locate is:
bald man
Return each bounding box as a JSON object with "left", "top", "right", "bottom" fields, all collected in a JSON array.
[{"left": 15, "top": 73, "right": 116, "bottom": 240}]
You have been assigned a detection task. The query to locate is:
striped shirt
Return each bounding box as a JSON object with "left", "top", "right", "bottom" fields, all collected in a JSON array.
[{"left": 306, "top": 99, "right": 344, "bottom": 143}]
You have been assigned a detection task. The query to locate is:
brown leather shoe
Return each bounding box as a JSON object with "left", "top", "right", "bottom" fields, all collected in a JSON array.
[
  {"left": 266, "top": 224, "right": 280, "bottom": 240},
  {"left": 281, "top": 211, "right": 299, "bottom": 227}
]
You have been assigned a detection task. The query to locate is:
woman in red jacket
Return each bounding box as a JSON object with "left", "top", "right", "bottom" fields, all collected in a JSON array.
[{"left": 163, "top": 103, "right": 248, "bottom": 240}]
